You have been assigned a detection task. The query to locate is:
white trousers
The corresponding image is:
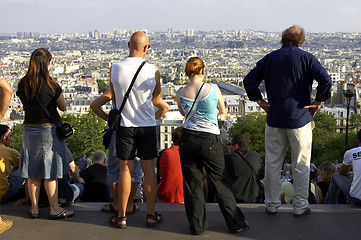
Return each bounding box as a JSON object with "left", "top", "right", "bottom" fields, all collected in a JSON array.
[{"left": 264, "top": 122, "right": 313, "bottom": 214}]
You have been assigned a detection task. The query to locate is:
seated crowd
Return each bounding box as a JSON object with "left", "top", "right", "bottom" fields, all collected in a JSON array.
[{"left": 3, "top": 123, "right": 361, "bottom": 211}]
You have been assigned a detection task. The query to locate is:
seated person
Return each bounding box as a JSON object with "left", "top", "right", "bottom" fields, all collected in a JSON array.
[
  {"left": 0, "top": 124, "right": 27, "bottom": 204},
  {"left": 316, "top": 161, "right": 335, "bottom": 204},
  {"left": 281, "top": 169, "right": 318, "bottom": 204},
  {"left": 157, "top": 126, "right": 184, "bottom": 203},
  {"left": 325, "top": 129, "right": 361, "bottom": 206},
  {"left": 80, "top": 150, "right": 110, "bottom": 202},
  {"left": 224, "top": 133, "right": 264, "bottom": 203}
]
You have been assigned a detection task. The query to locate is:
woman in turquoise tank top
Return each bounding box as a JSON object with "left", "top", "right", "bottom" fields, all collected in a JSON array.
[{"left": 176, "top": 57, "right": 249, "bottom": 235}]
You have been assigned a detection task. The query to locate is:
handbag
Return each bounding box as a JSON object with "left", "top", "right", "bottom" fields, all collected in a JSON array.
[
  {"left": 102, "top": 127, "right": 113, "bottom": 149},
  {"left": 56, "top": 122, "right": 74, "bottom": 139},
  {"left": 107, "top": 108, "right": 120, "bottom": 130},
  {"left": 35, "top": 95, "right": 73, "bottom": 139},
  {"left": 103, "top": 61, "right": 146, "bottom": 149}
]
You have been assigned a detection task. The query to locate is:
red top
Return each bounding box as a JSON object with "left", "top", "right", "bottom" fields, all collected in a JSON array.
[{"left": 157, "top": 145, "right": 184, "bottom": 203}]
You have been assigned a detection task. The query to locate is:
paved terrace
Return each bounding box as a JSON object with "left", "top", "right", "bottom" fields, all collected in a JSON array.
[{"left": 1, "top": 203, "right": 360, "bottom": 240}]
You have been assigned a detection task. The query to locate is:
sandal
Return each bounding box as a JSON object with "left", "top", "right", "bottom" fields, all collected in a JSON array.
[
  {"left": 28, "top": 210, "right": 39, "bottom": 219},
  {"left": 48, "top": 209, "right": 74, "bottom": 220},
  {"left": 146, "top": 212, "right": 164, "bottom": 227},
  {"left": 101, "top": 203, "right": 117, "bottom": 213},
  {"left": 126, "top": 204, "right": 139, "bottom": 215},
  {"left": 109, "top": 215, "right": 127, "bottom": 229}
]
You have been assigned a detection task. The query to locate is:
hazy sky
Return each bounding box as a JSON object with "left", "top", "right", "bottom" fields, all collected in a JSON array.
[{"left": 1, "top": 0, "right": 361, "bottom": 33}]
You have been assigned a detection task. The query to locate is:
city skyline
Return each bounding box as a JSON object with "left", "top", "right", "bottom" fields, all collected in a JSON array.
[{"left": 1, "top": 0, "right": 361, "bottom": 34}]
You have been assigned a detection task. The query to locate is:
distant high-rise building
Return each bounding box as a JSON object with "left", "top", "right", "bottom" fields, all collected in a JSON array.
[
  {"left": 16, "top": 32, "right": 22, "bottom": 39},
  {"left": 23, "top": 32, "right": 31, "bottom": 38},
  {"left": 33, "top": 32, "right": 40, "bottom": 38},
  {"left": 236, "top": 30, "right": 242, "bottom": 39},
  {"left": 114, "top": 29, "right": 122, "bottom": 38},
  {"left": 94, "top": 30, "right": 99, "bottom": 39},
  {"left": 168, "top": 28, "right": 174, "bottom": 38},
  {"left": 187, "top": 29, "right": 194, "bottom": 36},
  {"left": 89, "top": 31, "right": 93, "bottom": 38}
]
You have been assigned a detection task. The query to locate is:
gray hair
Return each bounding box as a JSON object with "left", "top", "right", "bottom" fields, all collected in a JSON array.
[{"left": 92, "top": 150, "right": 107, "bottom": 163}]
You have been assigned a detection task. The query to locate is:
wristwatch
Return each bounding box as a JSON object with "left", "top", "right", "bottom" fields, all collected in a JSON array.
[{"left": 256, "top": 99, "right": 263, "bottom": 104}]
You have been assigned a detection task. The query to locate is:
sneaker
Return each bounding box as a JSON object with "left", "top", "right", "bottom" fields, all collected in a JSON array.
[
  {"left": 293, "top": 207, "right": 311, "bottom": 217},
  {"left": 265, "top": 208, "right": 277, "bottom": 215},
  {"left": 231, "top": 220, "right": 250, "bottom": 233},
  {"left": 0, "top": 219, "right": 13, "bottom": 234}
]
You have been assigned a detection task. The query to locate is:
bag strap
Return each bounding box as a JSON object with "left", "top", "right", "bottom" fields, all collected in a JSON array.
[
  {"left": 110, "top": 61, "right": 146, "bottom": 129},
  {"left": 235, "top": 150, "right": 257, "bottom": 176},
  {"left": 184, "top": 83, "right": 206, "bottom": 123},
  {"left": 34, "top": 95, "right": 59, "bottom": 125}
]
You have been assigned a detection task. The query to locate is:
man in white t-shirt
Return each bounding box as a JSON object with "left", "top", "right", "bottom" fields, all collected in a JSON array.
[
  {"left": 109, "top": 31, "right": 169, "bottom": 228},
  {"left": 326, "top": 129, "right": 361, "bottom": 206}
]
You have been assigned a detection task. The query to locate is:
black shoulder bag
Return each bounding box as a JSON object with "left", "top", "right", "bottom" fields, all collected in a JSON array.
[
  {"left": 35, "top": 95, "right": 73, "bottom": 139},
  {"left": 235, "top": 150, "right": 264, "bottom": 203},
  {"left": 103, "top": 61, "right": 146, "bottom": 149}
]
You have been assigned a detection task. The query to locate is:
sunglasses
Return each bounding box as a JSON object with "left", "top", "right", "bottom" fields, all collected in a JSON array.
[{"left": 228, "top": 143, "right": 234, "bottom": 146}]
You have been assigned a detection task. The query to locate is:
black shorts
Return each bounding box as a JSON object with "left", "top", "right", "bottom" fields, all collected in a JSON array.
[{"left": 115, "top": 126, "right": 158, "bottom": 160}]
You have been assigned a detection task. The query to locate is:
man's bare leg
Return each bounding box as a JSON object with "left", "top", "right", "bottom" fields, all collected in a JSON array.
[
  {"left": 126, "top": 182, "right": 140, "bottom": 213},
  {"left": 117, "top": 160, "right": 134, "bottom": 223},
  {"left": 141, "top": 159, "right": 159, "bottom": 224}
]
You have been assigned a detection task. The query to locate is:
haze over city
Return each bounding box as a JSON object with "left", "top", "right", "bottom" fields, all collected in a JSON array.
[{"left": 1, "top": 0, "right": 361, "bottom": 33}]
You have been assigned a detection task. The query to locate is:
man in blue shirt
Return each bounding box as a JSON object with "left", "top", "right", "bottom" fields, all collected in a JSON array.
[{"left": 243, "top": 26, "right": 332, "bottom": 216}]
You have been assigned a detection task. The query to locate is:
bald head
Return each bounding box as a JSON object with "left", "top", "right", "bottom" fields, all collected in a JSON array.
[
  {"left": 92, "top": 150, "right": 107, "bottom": 165},
  {"left": 128, "top": 31, "right": 150, "bottom": 57},
  {"left": 281, "top": 25, "right": 305, "bottom": 47}
]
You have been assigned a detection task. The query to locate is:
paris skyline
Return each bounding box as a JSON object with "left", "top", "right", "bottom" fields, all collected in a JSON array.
[{"left": 1, "top": 0, "right": 361, "bottom": 34}]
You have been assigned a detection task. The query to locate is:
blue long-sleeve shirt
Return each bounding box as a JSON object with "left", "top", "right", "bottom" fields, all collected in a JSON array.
[{"left": 243, "top": 45, "right": 332, "bottom": 129}]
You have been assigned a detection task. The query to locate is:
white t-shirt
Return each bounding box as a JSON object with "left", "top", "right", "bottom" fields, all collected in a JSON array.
[
  {"left": 111, "top": 57, "right": 156, "bottom": 127},
  {"left": 343, "top": 146, "right": 361, "bottom": 199}
]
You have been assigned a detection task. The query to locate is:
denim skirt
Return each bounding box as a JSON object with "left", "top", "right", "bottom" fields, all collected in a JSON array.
[{"left": 19, "top": 123, "right": 70, "bottom": 179}]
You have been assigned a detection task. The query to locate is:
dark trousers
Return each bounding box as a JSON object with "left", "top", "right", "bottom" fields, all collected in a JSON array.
[{"left": 179, "top": 129, "right": 246, "bottom": 235}]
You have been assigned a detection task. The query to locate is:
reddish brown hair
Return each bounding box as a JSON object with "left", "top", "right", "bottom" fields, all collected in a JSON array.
[{"left": 185, "top": 57, "right": 205, "bottom": 77}]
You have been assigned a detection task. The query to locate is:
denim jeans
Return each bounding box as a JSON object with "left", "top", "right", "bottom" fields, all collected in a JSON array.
[
  {"left": 0, "top": 170, "right": 24, "bottom": 203},
  {"left": 325, "top": 172, "right": 361, "bottom": 206},
  {"left": 179, "top": 129, "right": 246, "bottom": 235},
  {"left": 70, "top": 183, "right": 84, "bottom": 202}
]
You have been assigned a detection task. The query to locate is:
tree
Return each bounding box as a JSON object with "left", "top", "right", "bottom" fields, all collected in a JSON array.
[
  {"left": 228, "top": 111, "right": 340, "bottom": 164},
  {"left": 10, "top": 123, "right": 23, "bottom": 152},
  {"left": 96, "top": 79, "right": 109, "bottom": 94},
  {"left": 228, "top": 113, "right": 267, "bottom": 158},
  {"left": 350, "top": 113, "right": 361, "bottom": 130},
  {"left": 62, "top": 111, "right": 107, "bottom": 163},
  {"left": 315, "top": 130, "right": 358, "bottom": 166},
  {"left": 312, "top": 111, "right": 338, "bottom": 162}
]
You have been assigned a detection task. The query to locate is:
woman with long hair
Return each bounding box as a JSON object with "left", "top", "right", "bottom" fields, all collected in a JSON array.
[
  {"left": 176, "top": 57, "right": 248, "bottom": 235},
  {"left": 16, "top": 48, "right": 74, "bottom": 219}
]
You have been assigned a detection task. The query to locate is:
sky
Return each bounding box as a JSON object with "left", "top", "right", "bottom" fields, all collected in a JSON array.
[{"left": 1, "top": 0, "right": 361, "bottom": 34}]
